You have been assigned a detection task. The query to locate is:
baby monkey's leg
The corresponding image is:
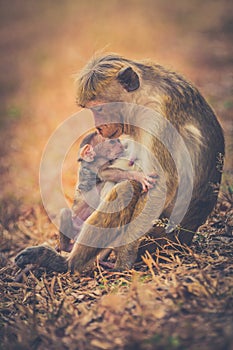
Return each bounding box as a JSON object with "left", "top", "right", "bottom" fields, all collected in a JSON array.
[{"left": 57, "top": 208, "right": 74, "bottom": 252}]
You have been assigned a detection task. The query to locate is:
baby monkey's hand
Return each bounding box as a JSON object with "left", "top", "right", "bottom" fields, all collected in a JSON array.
[{"left": 129, "top": 171, "right": 158, "bottom": 192}]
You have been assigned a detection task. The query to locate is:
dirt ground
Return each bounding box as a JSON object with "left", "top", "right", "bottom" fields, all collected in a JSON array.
[{"left": 0, "top": 1, "right": 233, "bottom": 349}]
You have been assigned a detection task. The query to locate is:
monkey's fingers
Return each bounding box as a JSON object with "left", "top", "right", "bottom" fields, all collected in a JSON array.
[
  {"left": 146, "top": 175, "right": 157, "bottom": 184},
  {"left": 145, "top": 180, "right": 155, "bottom": 188},
  {"left": 14, "top": 265, "right": 35, "bottom": 282},
  {"left": 15, "top": 247, "right": 39, "bottom": 268},
  {"left": 139, "top": 175, "right": 158, "bottom": 192},
  {"left": 140, "top": 179, "right": 154, "bottom": 192},
  {"left": 147, "top": 172, "right": 159, "bottom": 179}
]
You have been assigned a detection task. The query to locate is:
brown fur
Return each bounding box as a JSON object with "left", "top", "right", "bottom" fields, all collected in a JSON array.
[
  {"left": 15, "top": 53, "right": 225, "bottom": 273},
  {"left": 58, "top": 131, "right": 155, "bottom": 255}
]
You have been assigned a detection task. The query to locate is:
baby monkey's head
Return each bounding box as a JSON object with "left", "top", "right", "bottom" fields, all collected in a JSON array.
[{"left": 78, "top": 131, "right": 124, "bottom": 163}]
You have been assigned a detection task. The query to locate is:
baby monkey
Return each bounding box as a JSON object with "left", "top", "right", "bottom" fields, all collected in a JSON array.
[{"left": 58, "top": 131, "right": 156, "bottom": 256}]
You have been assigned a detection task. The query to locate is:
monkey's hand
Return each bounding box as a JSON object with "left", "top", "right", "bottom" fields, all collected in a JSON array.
[
  {"left": 15, "top": 245, "right": 68, "bottom": 273},
  {"left": 129, "top": 171, "right": 158, "bottom": 192}
]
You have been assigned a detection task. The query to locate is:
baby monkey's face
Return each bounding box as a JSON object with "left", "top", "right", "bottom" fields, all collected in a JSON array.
[
  {"left": 94, "top": 138, "right": 124, "bottom": 161},
  {"left": 79, "top": 134, "right": 124, "bottom": 163}
]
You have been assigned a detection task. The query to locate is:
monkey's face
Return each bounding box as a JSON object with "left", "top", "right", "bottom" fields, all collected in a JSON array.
[
  {"left": 96, "top": 123, "right": 123, "bottom": 139},
  {"left": 86, "top": 100, "right": 124, "bottom": 139}
]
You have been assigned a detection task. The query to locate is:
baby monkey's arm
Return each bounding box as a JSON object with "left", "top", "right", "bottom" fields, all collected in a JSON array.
[{"left": 98, "top": 167, "right": 157, "bottom": 192}]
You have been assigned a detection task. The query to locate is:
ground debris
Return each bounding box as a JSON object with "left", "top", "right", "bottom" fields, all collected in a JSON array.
[{"left": 1, "top": 193, "right": 233, "bottom": 350}]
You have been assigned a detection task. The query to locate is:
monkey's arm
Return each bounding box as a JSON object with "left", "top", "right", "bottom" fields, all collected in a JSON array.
[
  {"left": 98, "top": 167, "right": 157, "bottom": 192},
  {"left": 78, "top": 166, "right": 101, "bottom": 192}
]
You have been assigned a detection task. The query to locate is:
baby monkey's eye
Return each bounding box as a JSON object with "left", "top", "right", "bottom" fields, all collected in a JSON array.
[
  {"left": 93, "top": 106, "right": 103, "bottom": 112},
  {"left": 109, "top": 140, "right": 116, "bottom": 144}
]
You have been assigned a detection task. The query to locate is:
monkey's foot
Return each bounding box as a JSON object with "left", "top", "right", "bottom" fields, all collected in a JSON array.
[{"left": 15, "top": 245, "right": 68, "bottom": 273}]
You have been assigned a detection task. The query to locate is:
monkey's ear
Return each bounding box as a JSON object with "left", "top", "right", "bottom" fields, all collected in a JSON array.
[
  {"left": 117, "top": 67, "right": 140, "bottom": 92},
  {"left": 79, "top": 144, "right": 96, "bottom": 162}
]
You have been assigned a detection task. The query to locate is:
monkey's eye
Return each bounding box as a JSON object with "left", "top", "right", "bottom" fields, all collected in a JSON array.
[
  {"left": 109, "top": 140, "right": 116, "bottom": 144},
  {"left": 93, "top": 106, "right": 103, "bottom": 112}
]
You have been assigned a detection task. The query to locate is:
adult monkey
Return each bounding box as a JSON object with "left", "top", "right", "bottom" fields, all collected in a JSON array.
[{"left": 15, "top": 53, "right": 224, "bottom": 273}]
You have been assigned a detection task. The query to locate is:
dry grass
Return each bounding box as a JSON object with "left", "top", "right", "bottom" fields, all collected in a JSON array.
[
  {"left": 0, "top": 1, "right": 233, "bottom": 349},
  {"left": 0, "top": 192, "right": 233, "bottom": 350}
]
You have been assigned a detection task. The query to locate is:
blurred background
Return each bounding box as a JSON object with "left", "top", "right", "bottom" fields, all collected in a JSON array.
[{"left": 0, "top": 0, "right": 232, "bottom": 228}]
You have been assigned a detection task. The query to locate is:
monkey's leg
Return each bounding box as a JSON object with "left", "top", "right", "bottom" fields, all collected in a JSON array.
[
  {"left": 114, "top": 179, "right": 169, "bottom": 268},
  {"left": 69, "top": 179, "right": 161, "bottom": 272},
  {"left": 14, "top": 180, "right": 162, "bottom": 274},
  {"left": 15, "top": 245, "right": 68, "bottom": 273},
  {"left": 113, "top": 188, "right": 149, "bottom": 270},
  {"left": 114, "top": 240, "right": 140, "bottom": 271},
  {"left": 58, "top": 198, "right": 97, "bottom": 252},
  {"left": 68, "top": 180, "right": 144, "bottom": 273},
  {"left": 57, "top": 208, "right": 74, "bottom": 252}
]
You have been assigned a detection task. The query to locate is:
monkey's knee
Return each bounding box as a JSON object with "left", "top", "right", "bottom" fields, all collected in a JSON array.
[{"left": 107, "top": 180, "right": 143, "bottom": 204}]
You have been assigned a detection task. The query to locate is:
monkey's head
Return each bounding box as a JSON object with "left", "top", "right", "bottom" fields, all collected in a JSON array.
[
  {"left": 75, "top": 54, "right": 141, "bottom": 139},
  {"left": 95, "top": 138, "right": 124, "bottom": 160},
  {"left": 78, "top": 131, "right": 124, "bottom": 163}
]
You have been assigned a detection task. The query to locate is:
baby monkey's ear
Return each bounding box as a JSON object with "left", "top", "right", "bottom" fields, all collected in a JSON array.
[{"left": 78, "top": 144, "right": 96, "bottom": 162}]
